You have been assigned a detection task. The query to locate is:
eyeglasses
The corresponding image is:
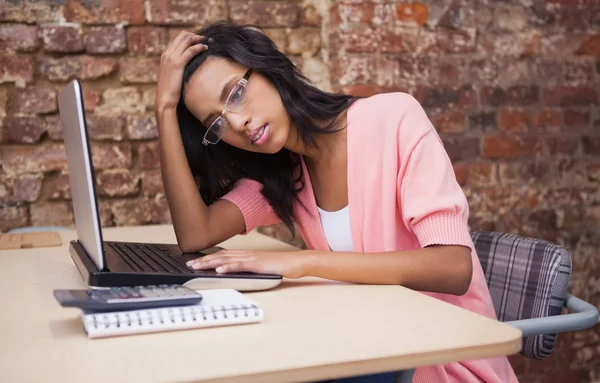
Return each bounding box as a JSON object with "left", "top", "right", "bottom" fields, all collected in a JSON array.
[{"left": 202, "top": 69, "right": 253, "bottom": 146}]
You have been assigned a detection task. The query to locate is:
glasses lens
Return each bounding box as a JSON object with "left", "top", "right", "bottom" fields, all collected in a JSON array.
[
  {"left": 204, "top": 117, "right": 226, "bottom": 144},
  {"left": 226, "top": 83, "right": 246, "bottom": 112}
]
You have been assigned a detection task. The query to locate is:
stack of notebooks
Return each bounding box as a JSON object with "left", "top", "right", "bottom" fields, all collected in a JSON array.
[{"left": 80, "top": 289, "right": 264, "bottom": 339}]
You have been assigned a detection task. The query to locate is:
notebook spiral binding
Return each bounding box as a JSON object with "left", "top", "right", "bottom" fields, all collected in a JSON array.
[{"left": 87, "top": 304, "right": 260, "bottom": 330}]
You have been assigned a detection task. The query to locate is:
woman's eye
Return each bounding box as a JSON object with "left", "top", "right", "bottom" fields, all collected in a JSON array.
[{"left": 229, "top": 85, "right": 245, "bottom": 104}]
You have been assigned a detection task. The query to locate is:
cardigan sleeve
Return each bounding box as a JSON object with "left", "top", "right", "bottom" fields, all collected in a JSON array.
[
  {"left": 397, "top": 104, "right": 474, "bottom": 250},
  {"left": 219, "top": 178, "right": 281, "bottom": 234}
]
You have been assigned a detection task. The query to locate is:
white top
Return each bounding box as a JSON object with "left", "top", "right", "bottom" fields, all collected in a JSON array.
[{"left": 317, "top": 205, "right": 355, "bottom": 252}]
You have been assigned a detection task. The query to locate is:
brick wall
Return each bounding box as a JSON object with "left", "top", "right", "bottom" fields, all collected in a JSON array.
[{"left": 0, "top": 1, "right": 599, "bottom": 381}]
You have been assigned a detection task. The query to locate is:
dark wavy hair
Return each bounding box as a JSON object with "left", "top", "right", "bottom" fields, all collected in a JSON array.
[{"left": 177, "top": 21, "right": 360, "bottom": 233}]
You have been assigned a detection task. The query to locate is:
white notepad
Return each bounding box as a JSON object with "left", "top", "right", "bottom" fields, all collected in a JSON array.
[{"left": 81, "top": 289, "right": 263, "bottom": 339}]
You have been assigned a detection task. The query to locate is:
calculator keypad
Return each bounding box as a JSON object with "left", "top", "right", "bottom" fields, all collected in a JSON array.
[{"left": 91, "top": 285, "right": 198, "bottom": 302}]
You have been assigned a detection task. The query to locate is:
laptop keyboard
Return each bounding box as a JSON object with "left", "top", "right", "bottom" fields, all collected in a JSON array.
[{"left": 105, "top": 242, "right": 193, "bottom": 274}]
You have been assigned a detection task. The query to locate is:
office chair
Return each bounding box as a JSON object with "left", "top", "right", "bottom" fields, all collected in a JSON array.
[
  {"left": 471, "top": 231, "right": 598, "bottom": 360},
  {"left": 396, "top": 231, "right": 599, "bottom": 383}
]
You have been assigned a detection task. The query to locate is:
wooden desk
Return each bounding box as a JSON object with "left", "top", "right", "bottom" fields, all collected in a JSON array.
[{"left": 0, "top": 225, "right": 522, "bottom": 383}]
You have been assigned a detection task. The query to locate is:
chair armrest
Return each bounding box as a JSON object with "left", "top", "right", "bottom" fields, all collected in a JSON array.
[{"left": 505, "top": 294, "right": 599, "bottom": 337}]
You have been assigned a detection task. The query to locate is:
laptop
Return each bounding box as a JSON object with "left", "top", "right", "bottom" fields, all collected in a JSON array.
[{"left": 57, "top": 79, "right": 282, "bottom": 291}]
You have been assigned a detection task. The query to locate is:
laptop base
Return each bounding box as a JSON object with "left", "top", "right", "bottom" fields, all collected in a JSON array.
[{"left": 69, "top": 240, "right": 283, "bottom": 291}]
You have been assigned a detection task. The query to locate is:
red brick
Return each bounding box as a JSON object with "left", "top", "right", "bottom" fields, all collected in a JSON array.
[
  {"left": 499, "top": 161, "right": 551, "bottom": 186},
  {"left": 0, "top": 55, "right": 34, "bottom": 87},
  {"left": 546, "top": 136, "right": 580, "bottom": 155},
  {"left": 330, "top": 2, "right": 374, "bottom": 28},
  {"left": 483, "top": 136, "right": 540, "bottom": 158},
  {"left": 65, "top": 0, "right": 145, "bottom": 25},
  {"left": 541, "top": 34, "right": 585, "bottom": 57},
  {"left": 0, "top": 24, "right": 38, "bottom": 52},
  {"left": 142, "top": 169, "right": 164, "bottom": 196},
  {"left": 87, "top": 116, "right": 124, "bottom": 141},
  {"left": 0, "top": 1, "right": 63, "bottom": 23},
  {"left": 433, "top": 110, "right": 466, "bottom": 134},
  {"left": 340, "top": 28, "right": 414, "bottom": 53},
  {"left": 83, "top": 89, "right": 100, "bottom": 112},
  {"left": 396, "top": 3, "right": 428, "bottom": 26},
  {"left": 331, "top": 56, "right": 395, "bottom": 87},
  {"left": 119, "top": 57, "right": 160, "bottom": 84},
  {"left": 96, "top": 170, "right": 140, "bottom": 197},
  {"left": 481, "top": 33, "right": 541, "bottom": 56},
  {"left": 431, "top": 58, "right": 467, "bottom": 85},
  {"left": 453, "top": 163, "right": 467, "bottom": 186},
  {"left": 301, "top": 5, "right": 322, "bottom": 27},
  {"left": 42, "top": 25, "right": 84, "bottom": 53},
  {"left": 2, "top": 117, "right": 47, "bottom": 144},
  {"left": 576, "top": 35, "right": 600, "bottom": 55},
  {"left": 288, "top": 28, "right": 321, "bottom": 55},
  {"left": 98, "top": 200, "right": 113, "bottom": 227},
  {"left": 583, "top": 135, "right": 600, "bottom": 155},
  {"left": 40, "top": 56, "right": 118, "bottom": 81},
  {"left": 149, "top": 196, "right": 171, "bottom": 224},
  {"left": 0, "top": 87, "right": 6, "bottom": 119},
  {"left": 1, "top": 145, "right": 67, "bottom": 174},
  {"left": 147, "top": 0, "right": 227, "bottom": 25},
  {"left": 11, "top": 87, "right": 57, "bottom": 114},
  {"left": 45, "top": 115, "right": 62, "bottom": 141},
  {"left": 414, "top": 86, "right": 476, "bottom": 110},
  {"left": 469, "top": 112, "right": 497, "bottom": 132},
  {"left": 127, "top": 27, "right": 167, "bottom": 55},
  {"left": 480, "top": 87, "right": 507, "bottom": 106},
  {"left": 30, "top": 202, "right": 74, "bottom": 227},
  {"left": 468, "top": 162, "right": 498, "bottom": 187},
  {"left": 441, "top": 137, "right": 480, "bottom": 161},
  {"left": 0, "top": 174, "right": 43, "bottom": 203},
  {"left": 230, "top": 1, "right": 300, "bottom": 27},
  {"left": 498, "top": 108, "right": 531, "bottom": 132},
  {"left": 0, "top": 206, "right": 28, "bottom": 233},
  {"left": 95, "top": 87, "right": 144, "bottom": 116},
  {"left": 468, "top": 59, "right": 499, "bottom": 84},
  {"left": 564, "top": 109, "right": 590, "bottom": 130},
  {"left": 430, "top": 29, "right": 476, "bottom": 54},
  {"left": 498, "top": 59, "right": 533, "bottom": 86},
  {"left": 84, "top": 26, "right": 126, "bottom": 54},
  {"left": 564, "top": 60, "right": 595, "bottom": 85},
  {"left": 138, "top": 142, "right": 160, "bottom": 169},
  {"left": 111, "top": 199, "right": 151, "bottom": 226},
  {"left": 534, "top": 109, "right": 562, "bottom": 132},
  {"left": 48, "top": 173, "right": 71, "bottom": 200},
  {"left": 543, "top": 86, "right": 597, "bottom": 106},
  {"left": 341, "top": 85, "right": 395, "bottom": 98},
  {"left": 493, "top": 5, "right": 527, "bottom": 31},
  {"left": 396, "top": 56, "right": 432, "bottom": 85},
  {"left": 126, "top": 114, "right": 158, "bottom": 140},
  {"left": 142, "top": 89, "right": 156, "bottom": 111},
  {"left": 507, "top": 86, "right": 539, "bottom": 105},
  {"left": 90, "top": 143, "right": 132, "bottom": 169},
  {"left": 264, "top": 29, "right": 288, "bottom": 53}
]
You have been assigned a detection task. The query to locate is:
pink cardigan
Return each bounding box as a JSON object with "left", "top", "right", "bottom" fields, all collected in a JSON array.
[{"left": 221, "top": 93, "right": 518, "bottom": 383}]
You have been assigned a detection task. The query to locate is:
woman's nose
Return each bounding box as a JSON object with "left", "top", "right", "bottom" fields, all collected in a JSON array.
[{"left": 225, "top": 112, "right": 250, "bottom": 134}]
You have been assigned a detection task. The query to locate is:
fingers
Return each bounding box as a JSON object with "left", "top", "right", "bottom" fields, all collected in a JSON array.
[
  {"left": 187, "top": 252, "right": 253, "bottom": 270},
  {"left": 181, "top": 42, "right": 208, "bottom": 62},
  {"left": 162, "top": 31, "right": 210, "bottom": 65},
  {"left": 173, "top": 32, "right": 203, "bottom": 56}
]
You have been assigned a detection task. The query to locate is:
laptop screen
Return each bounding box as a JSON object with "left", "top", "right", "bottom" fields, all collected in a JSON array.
[{"left": 57, "top": 80, "right": 106, "bottom": 271}]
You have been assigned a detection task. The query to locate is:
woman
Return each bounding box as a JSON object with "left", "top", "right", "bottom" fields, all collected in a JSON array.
[{"left": 155, "top": 21, "right": 518, "bottom": 383}]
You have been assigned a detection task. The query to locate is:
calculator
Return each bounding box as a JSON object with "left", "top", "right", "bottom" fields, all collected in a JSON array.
[{"left": 53, "top": 284, "right": 203, "bottom": 312}]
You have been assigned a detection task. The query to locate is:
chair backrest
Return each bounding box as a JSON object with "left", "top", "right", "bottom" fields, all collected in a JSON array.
[{"left": 470, "top": 231, "right": 572, "bottom": 360}]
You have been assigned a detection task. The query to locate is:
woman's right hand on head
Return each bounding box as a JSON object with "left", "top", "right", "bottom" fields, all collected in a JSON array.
[{"left": 155, "top": 31, "right": 208, "bottom": 116}]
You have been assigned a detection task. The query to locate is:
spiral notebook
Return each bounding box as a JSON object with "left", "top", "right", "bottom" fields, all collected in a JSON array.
[{"left": 81, "top": 289, "right": 264, "bottom": 338}]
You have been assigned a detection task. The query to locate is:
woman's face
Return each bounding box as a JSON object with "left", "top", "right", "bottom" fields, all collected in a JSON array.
[{"left": 183, "top": 57, "right": 293, "bottom": 154}]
